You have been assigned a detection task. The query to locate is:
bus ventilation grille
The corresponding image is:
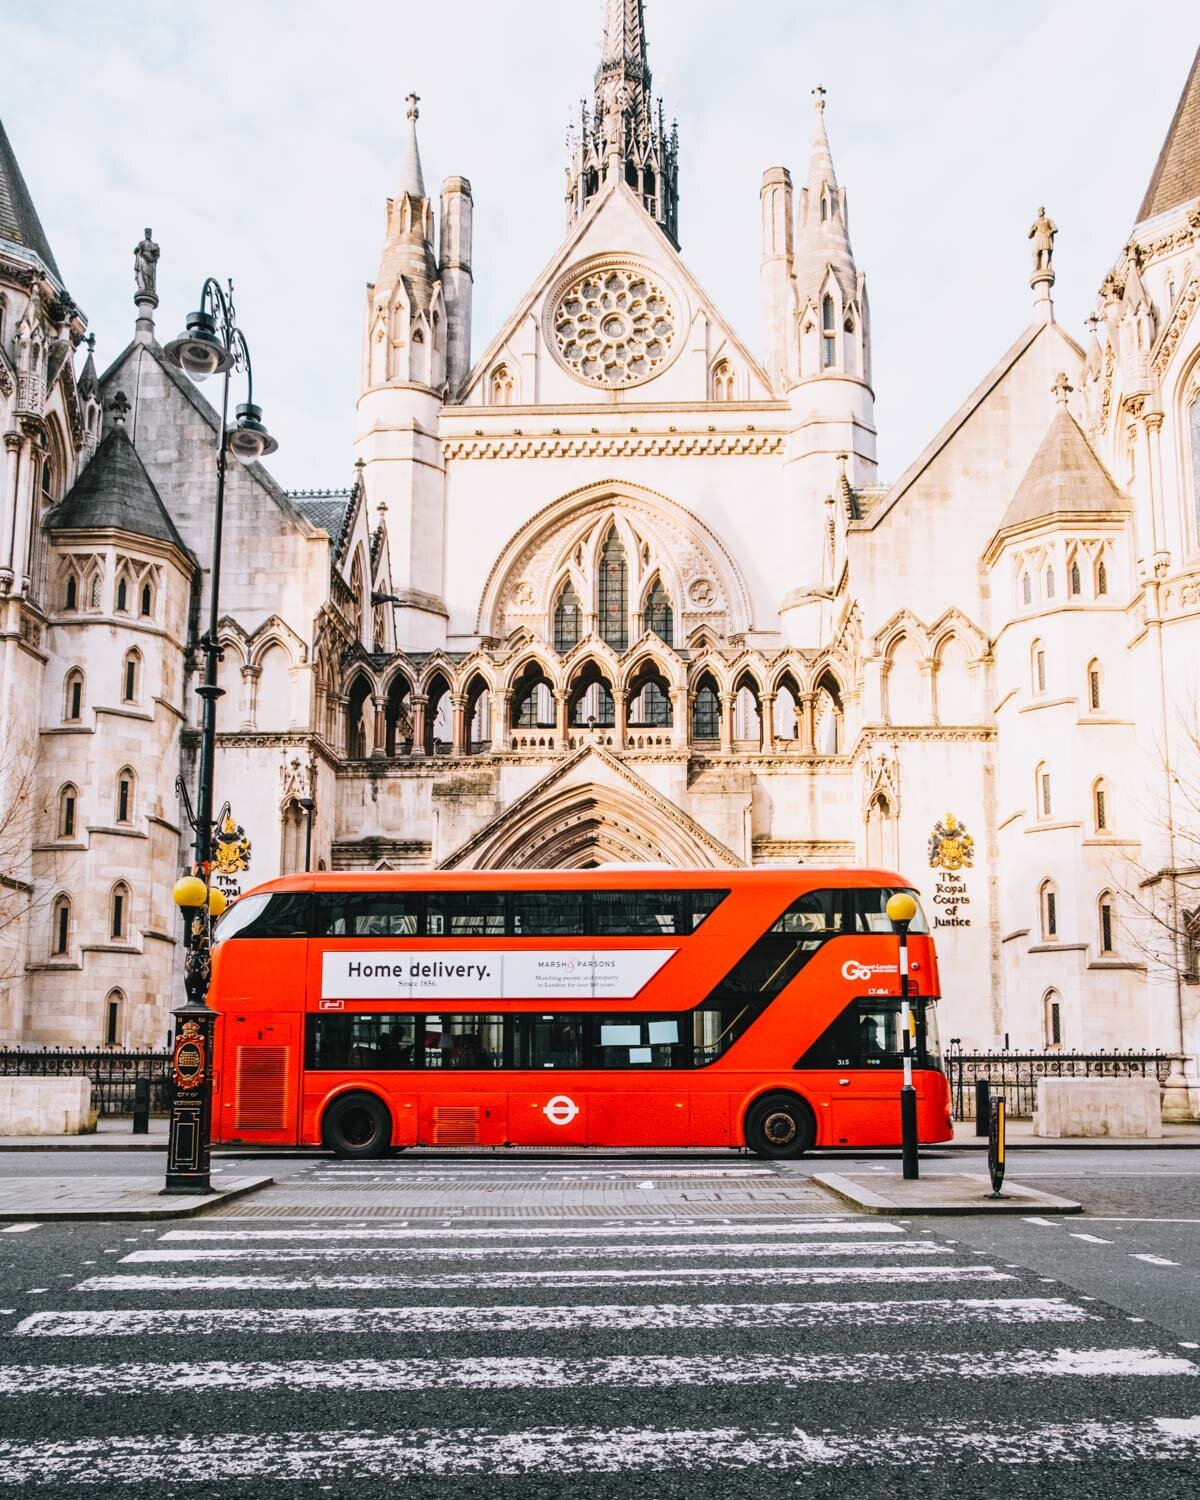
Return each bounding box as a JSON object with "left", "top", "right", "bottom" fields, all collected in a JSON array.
[
  {"left": 235, "top": 1046, "right": 288, "bottom": 1131},
  {"left": 432, "top": 1106, "right": 479, "bottom": 1145}
]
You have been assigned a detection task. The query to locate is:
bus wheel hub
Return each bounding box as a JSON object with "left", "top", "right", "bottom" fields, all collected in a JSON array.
[{"left": 764, "top": 1110, "right": 796, "bottom": 1144}]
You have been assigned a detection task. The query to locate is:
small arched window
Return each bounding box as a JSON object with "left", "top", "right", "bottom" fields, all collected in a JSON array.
[
  {"left": 115, "top": 576, "right": 129, "bottom": 613},
  {"left": 1087, "top": 659, "right": 1102, "bottom": 712},
  {"left": 64, "top": 670, "right": 84, "bottom": 723},
  {"left": 1044, "top": 565, "right": 1055, "bottom": 599},
  {"left": 712, "top": 360, "right": 735, "bottom": 402},
  {"left": 122, "top": 649, "right": 141, "bottom": 704},
  {"left": 553, "top": 579, "right": 582, "bottom": 654},
  {"left": 1098, "top": 892, "right": 1116, "bottom": 954},
  {"left": 1031, "top": 640, "right": 1046, "bottom": 695},
  {"left": 643, "top": 577, "right": 673, "bottom": 646},
  {"left": 139, "top": 581, "right": 153, "bottom": 618},
  {"left": 104, "top": 989, "right": 124, "bottom": 1047},
  {"left": 821, "top": 296, "right": 836, "bottom": 368},
  {"left": 89, "top": 572, "right": 102, "bottom": 610},
  {"left": 1093, "top": 777, "right": 1110, "bottom": 832},
  {"left": 110, "top": 881, "right": 130, "bottom": 941},
  {"left": 1021, "top": 573, "right": 1032, "bottom": 606},
  {"left": 51, "top": 894, "right": 71, "bottom": 956},
  {"left": 58, "top": 784, "right": 77, "bottom": 840},
  {"left": 1036, "top": 762, "right": 1052, "bottom": 819},
  {"left": 1096, "top": 557, "right": 1109, "bottom": 595},
  {"left": 1039, "top": 879, "right": 1058, "bottom": 940},
  {"left": 1044, "top": 988, "right": 1063, "bottom": 1047},
  {"left": 116, "top": 768, "right": 135, "bottom": 824},
  {"left": 1070, "top": 558, "right": 1082, "bottom": 596},
  {"left": 692, "top": 678, "right": 721, "bottom": 741},
  {"left": 64, "top": 573, "right": 77, "bottom": 611},
  {"left": 491, "top": 364, "right": 514, "bottom": 406},
  {"left": 41, "top": 457, "right": 54, "bottom": 510}
]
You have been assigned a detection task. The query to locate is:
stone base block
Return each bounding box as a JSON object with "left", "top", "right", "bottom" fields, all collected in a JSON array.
[
  {"left": 0, "top": 1077, "right": 94, "bottom": 1135},
  {"left": 1034, "top": 1077, "right": 1162, "bottom": 1138}
]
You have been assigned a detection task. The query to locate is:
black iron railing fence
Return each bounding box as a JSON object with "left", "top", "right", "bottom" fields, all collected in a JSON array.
[
  {"left": 946, "top": 1049, "right": 1176, "bottom": 1120},
  {"left": 0, "top": 1050, "right": 172, "bottom": 1116}
]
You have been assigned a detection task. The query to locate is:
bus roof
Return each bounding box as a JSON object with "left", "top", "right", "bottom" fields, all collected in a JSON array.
[{"left": 238, "top": 867, "right": 913, "bottom": 898}]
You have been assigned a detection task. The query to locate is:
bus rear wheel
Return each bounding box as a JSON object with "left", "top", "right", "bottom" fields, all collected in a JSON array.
[
  {"left": 323, "top": 1092, "right": 392, "bottom": 1159},
  {"left": 745, "top": 1092, "right": 815, "bottom": 1160}
]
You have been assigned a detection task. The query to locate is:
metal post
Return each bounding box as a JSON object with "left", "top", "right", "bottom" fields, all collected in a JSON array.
[
  {"left": 132, "top": 1077, "right": 150, "bottom": 1135},
  {"left": 974, "top": 1079, "right": 991, "bottom": 1138},
  {"left": 300, "top": 796, "right": 315, "bottom": 873},
  {"left": 898, "top": 920, "right": 919, "bottom": 1180}
]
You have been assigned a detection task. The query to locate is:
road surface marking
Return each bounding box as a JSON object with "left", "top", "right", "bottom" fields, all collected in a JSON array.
[
  {"left": 1070, "top": 1234, "right": 1113, "bottom": 1245},
  {"left": 1132, "top": 1254, "right": 1180, "bottom": 1267},
  {"left": 0, "top": 1345, "right": 1189, "bottom": 1397},
  {"left": 15, "top": 1290, "right": 1072, "bottom": 1341},
  {"left": 0, "top": 1415, "right": 1197, "bottom": 1480},
  {"left": 0, "top": 1225, "right": 38, "bottom": 1235},
  {"left": 123, "top": 1241, "right": 947, "bottom": 1267},
  {"left": 158, "top": 1220, "right": 900, "bottom": 1242},
  {"left": 1023, "top": 1216, "right": 1057, "bottom": 1227},
  {"left": 77, "top": 1262, "right": 986, "bottom": 1294}
]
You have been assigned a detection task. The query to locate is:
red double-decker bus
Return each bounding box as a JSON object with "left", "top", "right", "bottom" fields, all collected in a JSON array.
[{"left": 207, "top": 868, "right": 952, "bottom": 1158}]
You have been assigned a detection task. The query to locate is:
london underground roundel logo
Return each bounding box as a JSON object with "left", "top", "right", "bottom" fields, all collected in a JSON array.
[{"left": 543, "top": 1095, "right": 580, "bottom": 1126}]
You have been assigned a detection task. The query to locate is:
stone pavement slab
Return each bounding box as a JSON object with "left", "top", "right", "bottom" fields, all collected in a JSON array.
[
  {"left": 814, "top": 1169, "right": 1082, "bottom": 1215},
  {"left": 0, "top": 1172, "right": 273, "bottom": 1220},
  {"left": 944, "top": 1119, "right": 1200, "bottom": 1150}
]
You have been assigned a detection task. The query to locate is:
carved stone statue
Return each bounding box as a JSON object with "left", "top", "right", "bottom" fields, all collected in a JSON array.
[
  {"left": 134, "top": 228, "right": 160, "bottom": 299},
  {"left": 1028, "top": 208, "right": 1057, "bottom": 273}
]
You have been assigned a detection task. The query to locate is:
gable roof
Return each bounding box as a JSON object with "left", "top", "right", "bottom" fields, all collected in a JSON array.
[
  {"left": 47, "top": 424, "right": 195, "bottom": 560},
  {"left": 291, "top": 490, "right": 353, "bottom": 556},
  {"left": 1137, "top": 46, "right": 1200, "bottom": 223},
  {"left": 0, "top": 118, "right": 62, "bottom": 283},
  {"left": 996, "top": 406, "right": 1127, "bottom": 533}
]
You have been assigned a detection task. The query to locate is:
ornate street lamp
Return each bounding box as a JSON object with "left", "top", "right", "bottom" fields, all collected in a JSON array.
[{"left": 162, "top": 279, "right": 278, "bottom": 1195}]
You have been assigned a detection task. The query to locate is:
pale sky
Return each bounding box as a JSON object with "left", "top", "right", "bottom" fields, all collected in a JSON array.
[{"left": 5, "top": 1, "right": 1197, "bottom": 490}]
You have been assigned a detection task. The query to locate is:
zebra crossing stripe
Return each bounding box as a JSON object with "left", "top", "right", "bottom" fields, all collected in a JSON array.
[
  {"left": 159, "top": 1220, "right": 902, "bottom": 1242},
  {"left": 0, "top": 1346, "right": 1189, "bottom": 1397},
  {"left": 75, "top": 1263, "right": 973, "bottom": 1293},
  {"left": 15, "top": 1290, "right": 1069, "bottom": 1341},
  {"left": 0, "top": 1416, "right": 1197, "bottom": 1480},
  {"left": 123, "top": 1241, "right": 946, "bottom": 1266}
]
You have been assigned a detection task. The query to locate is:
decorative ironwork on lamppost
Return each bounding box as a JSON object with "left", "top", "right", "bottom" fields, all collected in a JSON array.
[{"left": 162, "top": 280, "right": 278, "bottom": 1195}]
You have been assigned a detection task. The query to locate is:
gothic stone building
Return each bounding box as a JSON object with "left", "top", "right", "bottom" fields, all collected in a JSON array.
[{"left": 2, "top": 11, "right": 1200, "bottom": 1110}]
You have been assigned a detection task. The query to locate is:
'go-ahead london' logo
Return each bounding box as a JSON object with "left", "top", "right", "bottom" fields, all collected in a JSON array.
[
  {"left": 542, "top": 1095, "right": 580, "bottom": 1126},
  {"left": 841, "top": 960, "right": 898, "bottom": 983}
]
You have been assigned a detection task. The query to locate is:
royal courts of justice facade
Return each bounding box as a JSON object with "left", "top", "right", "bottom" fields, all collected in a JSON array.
[{"left": 1, "top": 6, "right": 1200, "bottom": 1110}]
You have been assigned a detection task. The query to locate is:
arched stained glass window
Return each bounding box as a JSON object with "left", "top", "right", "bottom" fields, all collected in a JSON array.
[
  {"left": 643, "top": 577, "right": 673, "bottom": 646},
  {"left": 598, "top": 527, "right": 628, "bottom": 651},
  {"left": 553, "top": 580, "right": 582, "bottom": 653}
]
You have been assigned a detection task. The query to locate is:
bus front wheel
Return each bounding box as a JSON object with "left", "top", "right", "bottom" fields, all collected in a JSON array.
[
  {"left": 744, "top": 1092, "right": 815, "bottom": 1160},
  {"left": 323, "top": 1091, "right": 392, "bottom": 1159}
]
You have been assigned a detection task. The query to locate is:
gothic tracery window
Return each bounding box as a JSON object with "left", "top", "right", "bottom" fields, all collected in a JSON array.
[
  {"left": 821, "top": 295, "right": 836, "bottom": 368},
  {"left": 643, "top": 576, "right": 673, "bottom": 646},
  {"left": 597, "top": 526, "right": 628, "bottom": 651},
  {"left": 553, "top": 579, "right": 582, "bottom": 653},
  {"left": 491, "top": 364, "right": 514, "bottom": 406},
  {"left": 712, "top": 360, "right": 735, "bottom": 402}
]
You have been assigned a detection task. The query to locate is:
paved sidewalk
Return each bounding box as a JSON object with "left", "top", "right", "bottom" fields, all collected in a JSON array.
[
  {"left": 0, "top": 1172, "right": 273, "bottom": 1220},
  {"left": 943, "top": 1119, "right": 1200, "bottom": 1150},
  {"left": 815, "top": 1169, "right": 1082, "bottom": 1215}
]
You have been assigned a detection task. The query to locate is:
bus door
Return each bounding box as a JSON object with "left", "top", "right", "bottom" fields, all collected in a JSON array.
[{"left": 223, "top": 1013, "right": 300, "bottom": 1145}]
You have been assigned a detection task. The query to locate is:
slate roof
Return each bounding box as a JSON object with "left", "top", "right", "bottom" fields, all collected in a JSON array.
[
  {"left": 1138, "top": 46, "right": 1200, "bottom": 222},
  {"left": 0, "top": 118, "right": 62, "bottom": 282},
  {"left": 291, "top": 491, "right": 353, "bottom": 554},
  {"left": 47, "top": 424, "right": 193, "bottom": 558},
  {"left": 997, "top": 407, "right": 1127, "bottom": 533}
]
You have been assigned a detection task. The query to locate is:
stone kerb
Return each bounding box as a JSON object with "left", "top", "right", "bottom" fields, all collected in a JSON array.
[
  {"left": 1033, "top": 1076, "right": 1162, "bottom": 1139},
  {"left": 0, "top": 1077, "right": 94, "bottom": 1135}
]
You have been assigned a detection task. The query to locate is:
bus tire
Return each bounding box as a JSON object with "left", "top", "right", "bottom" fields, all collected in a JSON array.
[
  {"left": 322, "top": 1092, "right": 392, "bottom": 1159},
  {"left": 744, "top": 1092, "right": 815, "bottom": 1160}
]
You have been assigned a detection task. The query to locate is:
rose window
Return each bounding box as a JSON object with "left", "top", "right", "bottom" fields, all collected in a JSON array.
[{"left": 551, "top": 268, "right": 677, "bottom": 389}]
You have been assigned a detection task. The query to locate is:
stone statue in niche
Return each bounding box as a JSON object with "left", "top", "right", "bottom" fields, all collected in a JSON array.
[
  {"left": 1028, "top": 208, "right": 1057, "bottom": 273},
  {"left": 134, "top": 228, "right": 159, "bottom": 298}
]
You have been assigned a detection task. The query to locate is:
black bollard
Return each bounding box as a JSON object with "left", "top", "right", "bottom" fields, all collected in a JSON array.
[
  {"left": 132, "top": 1077, "right": 150, "bottom": 1136},
  {"left": 974, "top": 1079, "right": 990, "bottom": 1138}
]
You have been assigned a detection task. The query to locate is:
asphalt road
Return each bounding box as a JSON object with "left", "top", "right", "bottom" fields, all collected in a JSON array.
[{"left": 0, "top": 1148, "right": 1195, "bottom": 1496}]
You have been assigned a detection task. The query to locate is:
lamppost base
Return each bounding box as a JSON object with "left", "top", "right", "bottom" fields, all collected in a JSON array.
[
  {"left": 900, "top": 1084, "right": 920, "bottom": 1181},
  {"left": 160, "top": 1180, "right": 216, "bottom": 1197}
]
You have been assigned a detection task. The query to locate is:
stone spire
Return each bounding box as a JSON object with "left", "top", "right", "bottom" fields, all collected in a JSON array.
[
  {"left": 565, "top": 0, "right": 679, "bottom": 244},
  {"left": 1136, "top": 45, "right": 1200, "bottom": 224},
  {"left": 398, "top": 93, "right": 426, "bottom": 201},
  {"left": 0, "top": 116, "right": 64, "bottom": 287},
  {"left": 794, "top": 87, "right": 858, "bottom": 307}
]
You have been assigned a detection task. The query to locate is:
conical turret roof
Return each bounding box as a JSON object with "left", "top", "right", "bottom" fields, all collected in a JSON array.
[
  {"left": 1137, "top": 46, "right": 1200, "bottom": 223},
  {"left": 998, "top": 407, "right": 1127, "bottom": 532},
  {"left": 48, "top": 423, "right": 192, "bottom": 557},
  {"left": 0, "top": 117, "right": 62, "bottom": 283}
]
